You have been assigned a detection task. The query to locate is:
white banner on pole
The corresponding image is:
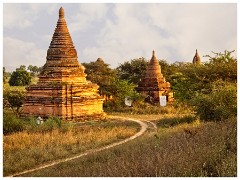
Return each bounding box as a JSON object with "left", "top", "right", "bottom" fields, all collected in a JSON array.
[
  {"left": 125, "top": 97, "right": 133, "bottom": 107},
  {"left": 160, "top": 96, "right": 167, "bottom": 106}
]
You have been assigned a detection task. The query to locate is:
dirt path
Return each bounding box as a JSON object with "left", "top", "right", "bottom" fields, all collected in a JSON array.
[
  {"left": 8, "top": 116, "right": 148, "bottom": 177},
  {"left": 145, "top": 120, "right": 158, "bottom": 129}
]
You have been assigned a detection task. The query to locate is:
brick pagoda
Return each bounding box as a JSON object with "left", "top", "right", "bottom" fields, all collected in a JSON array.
[
  {"left": 22, "top": 7, "right": 104, "bottom": 121},
  {"left": 136, "top": 50, "right": 173, "bottom": 103}
]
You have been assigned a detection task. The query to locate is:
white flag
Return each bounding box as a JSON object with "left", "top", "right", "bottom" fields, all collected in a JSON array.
[
  {"left": 125, "top": 97, "right": 133, "bottom": 107},
  {"left": 160, "top": 96, "right": 167, "bottom": 106}
]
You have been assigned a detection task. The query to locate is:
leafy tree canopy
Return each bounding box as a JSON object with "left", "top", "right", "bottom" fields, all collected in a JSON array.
[
  {"left": 169, "top": 50, "right": 237, "bottom": 102},
  {"left": 3, "top": 85, "right": 26, "bottom": 117},
  {"left": 9, "top": 67, "right": 31, "bottom": 86},
  {"left": 116, "top": 57, "right": 148, "bottom": 85},
  {"left": 28, "top": 65, "right": 42, "bottom": 76},
  {"left": 82, "top": 59, "right": 117, "bottom": 96}
]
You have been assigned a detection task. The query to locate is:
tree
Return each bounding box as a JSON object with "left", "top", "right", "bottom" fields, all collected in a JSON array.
[
  {"left": 18, "top": 65, "right": 26, "bottom": 71},
  {"left": 204, "top": 50, "right": 237, "bottom": 83},
  {"left": 3, "top": 86, "right": 26, "bottom": 117},
  {"left": 105, "top": 79, "right": 140, "bottom": 107},
  {"left": 3, "top": 67, "right": 7, "bottom": 83},
  {"left": 170, "top": 71, "right": 196, "bottom": 101},
  {"left": 82, "top": 59, "right": 117, "bottom": 96},
  {"left": 117, "top": 57, "right": 148, "bottom": 85},
  {"left": 168, "top": 50, "right": 237, "bottom": 103},
  {"left": 27, "top": 65, "right": 33, "bottom": 74},
  {"left": 191, "top": 81, "right": 237, "bottom": 121},
  {"left": 28, "top": 65, "right": 41, "bottom": 76},
  {"left": 3, "top": 67, "right": 12, "bottom": 84},
  {"left": 168, "top": 50, "right": 237, "bottom": 121},
  {"left": 9, "top": 68, "right": 31, "bottom": 86},
  {"left": 190, "top": 51, "right": 237, "bottom": 121}
]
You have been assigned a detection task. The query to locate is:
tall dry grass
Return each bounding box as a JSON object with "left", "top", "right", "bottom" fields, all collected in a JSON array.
[
  {"left": 3, "top": 120, "right": 138, "bottom": 176},
  {"left": 21, "top": 117, "right": 236, "bottom": 177},
  {"left": 105, "top": 101, "right": 193, "bottom": 115}
]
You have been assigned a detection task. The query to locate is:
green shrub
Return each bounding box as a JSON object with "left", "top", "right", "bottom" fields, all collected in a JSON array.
[
  {"left": 3, "top": 85, "right": 26, "bottom": 117},
  {"left": 9, "top": 69, "right": 31, "bottom": 86},
  {"left": 3, "top": 108, "right": 71, "bottom": 135},
  {"left": 25, "top": 116, "right": 63, "bottom": 133},
  {"left": 3, "top": 112, "right": 24, "bottom": 135},
  {"left": 191, "top": 82, "right": 236, "bottom": 121}
]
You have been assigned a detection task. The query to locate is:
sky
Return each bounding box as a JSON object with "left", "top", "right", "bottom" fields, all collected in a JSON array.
[{"left": 3, "top": 2, "right": 237, "bottom": 72}]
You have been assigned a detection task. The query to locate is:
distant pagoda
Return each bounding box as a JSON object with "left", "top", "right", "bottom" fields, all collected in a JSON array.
[
  {"left": 23, "top": 7, "right": 105, "bottom": 121},
  {"left": 136, "top": 50, "right": 173, "bottom": 103},
  {"left": 192, "top": 49, "right": 201, "bottom": 64}
]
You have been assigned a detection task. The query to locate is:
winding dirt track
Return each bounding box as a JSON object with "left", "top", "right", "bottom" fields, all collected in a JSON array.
[{"left": 8, "top": 116, "right": 150, "bottom": 177}]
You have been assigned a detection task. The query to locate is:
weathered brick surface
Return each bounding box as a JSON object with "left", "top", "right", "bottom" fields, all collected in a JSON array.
[{"left": 23, "top": 7, "right": 105, "bottom": 121}]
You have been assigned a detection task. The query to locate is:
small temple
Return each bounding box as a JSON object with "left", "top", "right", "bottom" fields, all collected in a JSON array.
[
  {"left": 22, "top": 7, "right": 105, "bottom": 121},
  {"left": 136, "top": 50, "right": 173, "bottom": 103},
  {"left": 192, "top": 49, "right": 201, "bottom": 64}
]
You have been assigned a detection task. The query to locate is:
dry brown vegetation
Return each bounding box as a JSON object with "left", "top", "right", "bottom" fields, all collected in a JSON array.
[
  {"left": 106, "top": 102, "right": 193, "bottom": 115},
  {"left": 20, "top": 116, "right": 236, "bottom": 177},
  {"left": 3, "top": 120, "right": 138, "bottom": 176}
]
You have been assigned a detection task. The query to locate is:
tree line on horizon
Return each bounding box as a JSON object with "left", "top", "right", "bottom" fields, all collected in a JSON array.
[{"left": 3, "top": 50, "right": 237, "bottom": 122}]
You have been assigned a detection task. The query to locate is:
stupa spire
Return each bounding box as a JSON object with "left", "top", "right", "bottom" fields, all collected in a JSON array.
[
  {"left": 153, "top": 50, "right": 156, "bottom": 57},
  {"left": 195, "top": 49, "right": 199, "bottom": 55},
  {"left": 193, "top": 49, "right": 201, "bottom": 64},
  {"left": 59, "top": 7, "right": 64, "bottom": 18},
  {"left": 46, "top": 6, "right": 77, "bottom": 61},
  {"left": 40, "top": 6, "right": 85, "bottom": 83},
  {"left": 147, "top": 50, "right": 161, "bottom": 76},
  {"left": 50, "top": 7, "right": 73, "bottom": 46},
  {"left": 150, "top": 50, "right": 157, "bottom": 62}
]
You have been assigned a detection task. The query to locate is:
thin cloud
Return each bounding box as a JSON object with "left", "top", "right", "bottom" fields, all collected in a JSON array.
[
  {"left": 3, "top": 37, "right": 46, "bottom": 70},
  {"left": 69, "top": 3, "right": 109, "bottom": 32},
  {"left": 3, "top": 4, "right": 58, "bottom": 29}
]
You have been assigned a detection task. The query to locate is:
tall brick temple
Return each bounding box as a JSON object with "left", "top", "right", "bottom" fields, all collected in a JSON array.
[
  {"left": 23, "top": 7, "right": 104, "bottom": 121},
  {"left": 136, "top": 50, "right": 173, "bottom": 103}
]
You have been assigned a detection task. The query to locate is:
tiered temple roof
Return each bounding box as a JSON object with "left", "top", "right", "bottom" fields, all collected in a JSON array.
[
  {"left": 23, "top": 7, "right": 104, "bottom": 121},
  {"left": 39, "top": 7, "right": 86, "bottom": 84},
  {"left": 137, "top": 50, "right": 173, "bottom": 103}
]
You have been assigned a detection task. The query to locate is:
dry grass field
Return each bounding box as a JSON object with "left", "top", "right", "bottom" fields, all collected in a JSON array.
[
  {"left": 3, "top": 119, "right": 139, "bottom": 176},
  {"left": 17, "top": 115, "right": 237, "bottom": 177}
]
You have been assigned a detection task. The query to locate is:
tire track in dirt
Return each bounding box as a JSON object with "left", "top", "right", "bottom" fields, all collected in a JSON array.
[{"left": 8, "top": 116, "right": 148, "bottom": 177}]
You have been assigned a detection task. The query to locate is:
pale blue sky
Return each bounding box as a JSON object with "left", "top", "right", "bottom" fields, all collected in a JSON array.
[{"left": 3, "top": 3, "right": 237, "bottom": 71}]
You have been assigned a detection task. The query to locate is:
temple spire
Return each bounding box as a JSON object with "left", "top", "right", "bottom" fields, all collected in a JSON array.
[
  {"left": 47, "top": 6, "right": 76, "bottom": 61},
  {"left": 193, "top": 49, "right": 201, "bottom": 64},
  {"left": 146, "top": 50, "right": 162, "bottom": 77},
  {"left": 150, "top": 49, "right": 158, "bottom": 63},
  {"left": 42, "top": 6, "right": 85, "bottom": 82},
  {"left": 59, "top": 7, "right": 64, "bottom": 18},
  {"left": 152, "top": 50, "right": 156, "bottom": 57}
]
